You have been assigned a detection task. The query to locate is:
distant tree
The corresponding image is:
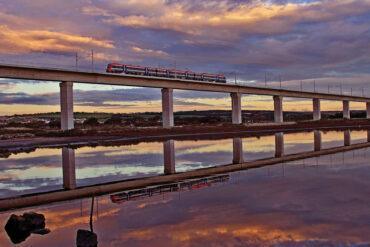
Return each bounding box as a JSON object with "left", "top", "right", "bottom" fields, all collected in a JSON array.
[
  {"left": 25, "top": 121, "right": 46, "bottom": 129},
  {"left": 83, "top": 117, "right": 99, "bottom": 126},
  {"left": 48, "top": 120, "right": 61, "bottom": 128},
  {"left": 104, "top": 116, "right": 122, "bottom": 125},
  {"left": 148, "top": 116, "right": 161, "bottom": 122}
]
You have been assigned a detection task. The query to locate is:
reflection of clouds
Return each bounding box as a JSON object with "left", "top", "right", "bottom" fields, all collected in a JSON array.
[
  {"left": 284, "top": 132, "right": 313, "bottom": 144},
  {"left": 351, "top": 130, "right": 367, "bottom": 143},
  {"left": 76, "top": 165, "right": 163, "bottom": 179},
  {"left": 243, "top": 136, "right": 275, "bottom": 152},
  {"left": 176, "top": 139, "right": 232, "bottom": 155},
  {"left": 5, "top": 148, "right": 60, "bottom": 159},
  {"left": 0, "top": 130, "right": 368, "bottom": 199},
  {"left": 0, "top": 148, "right": 369, "bottom": 246}
]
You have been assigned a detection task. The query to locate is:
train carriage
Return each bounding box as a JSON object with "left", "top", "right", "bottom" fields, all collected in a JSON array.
[{"left": 106, "top": 63, "right": 226, "bottom": 83}]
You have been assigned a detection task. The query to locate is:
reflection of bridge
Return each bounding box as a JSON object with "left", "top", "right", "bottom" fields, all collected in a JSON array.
[
  {"left": 0, "top": 130, "right": 369, "bottom": 211},
  {"left": 1, "top": 64, "right": 370, "bottom": 130}
]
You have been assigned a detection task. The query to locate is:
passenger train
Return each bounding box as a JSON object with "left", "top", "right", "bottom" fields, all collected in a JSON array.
[{"left": 106, "top": 63, "right": 226, "bottom": 83}]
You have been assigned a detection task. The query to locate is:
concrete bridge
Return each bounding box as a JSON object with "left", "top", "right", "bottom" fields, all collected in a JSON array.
[
  {"left": 0, "top": 129, "right": 369, "bottom": 211},
  {"left": 1, "top": 64, "right": 369, "bottom": 130}
]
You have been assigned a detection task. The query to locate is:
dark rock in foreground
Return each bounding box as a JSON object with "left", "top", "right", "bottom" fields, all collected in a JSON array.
[
  {"left": 77, "top": 229, "right": 98, "bottom": 247},
  {"left": 4, "top": 212, "right": 50, "bottom": 244}
]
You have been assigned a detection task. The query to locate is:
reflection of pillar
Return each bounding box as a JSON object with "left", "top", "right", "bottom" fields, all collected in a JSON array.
[
  {"left": 231, "top": 93, "right": 242, "bottom": 124},
  {"left": 62, "top": 147, "right": 76, "bottom": 189},
  {"left": 275, "top": 132, "right": 284, "bottom": 157},
  {"left": 343, "top": 100, "right": 350, "bottom": 119},
  {"left": 314, "top": 130, "right": 322, "bottom": 151},
  {"left": 162, "top": 88, "right": 174, "bottom": 128},
  {"left": 367, "top": 102, "right": 370, "bottom": 119},
  {"left": 344, "top": 130, "right": 351, "bottom": 146},
  {"left": 60, "top": 81, "right": 74, "bottom": 130},
  {"left": 232, "top": 137, "right": 243, "bottom": 164},
  {"left": 163, "top": 140, "right": 175, "bottom": 174},
  {"left": 313, "top": 98, "right": 321, "bottom": 121},
  {"left": 273, "top": 96, "right": 283, "bottom": 123}
]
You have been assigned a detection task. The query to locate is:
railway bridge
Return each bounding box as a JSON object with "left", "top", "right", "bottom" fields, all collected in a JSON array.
[{"left": 0, "top": 64, "right": 369, "bottom": 130}]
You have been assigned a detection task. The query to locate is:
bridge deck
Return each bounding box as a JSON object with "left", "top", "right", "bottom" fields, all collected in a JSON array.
[{"left": 1, "top": 64, "right": 369, "bottom": 102}]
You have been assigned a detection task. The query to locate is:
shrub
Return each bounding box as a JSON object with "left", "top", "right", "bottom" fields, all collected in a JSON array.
[
  {"left": 104, "top": 116, "right": 122, "bottom": 125},
  {"left": 48, "top": 120, "right": 61, "bottom": 128},
  {"left": 83, "top": 117, "right": 99, "bottom": 126}
]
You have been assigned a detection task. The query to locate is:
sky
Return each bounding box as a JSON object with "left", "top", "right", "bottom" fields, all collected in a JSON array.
[{"left": 0, "top": 0, "right": 369, "bottom": 115}]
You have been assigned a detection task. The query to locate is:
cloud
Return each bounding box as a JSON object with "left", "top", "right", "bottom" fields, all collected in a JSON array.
[
  {"left": 132, "top": 46, "right": 169, "bottom": 57},
  {"left": 88, "top": 0, "right": 370, "bottom": 38},
  {"left": 0, "top": 25, "right": 114, "bottom": 55},
  {"left": 174, "top": 100, "right": 213, "bottom": 106},
  {"left": 0, "top": 0, "right": 370, "bottom": 114}
]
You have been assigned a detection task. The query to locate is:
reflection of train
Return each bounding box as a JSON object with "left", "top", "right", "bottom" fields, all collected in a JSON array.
[
  {"left": 106, "top": 63, "right": 227, "bottom": 83},
  {"left": 110, "top": 174, "right": 229, "bottom": 204}
]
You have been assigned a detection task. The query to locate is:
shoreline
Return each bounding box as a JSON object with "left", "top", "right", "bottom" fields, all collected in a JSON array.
[{"left": 0, "top": 119, "right": 369, "bottom": 154}]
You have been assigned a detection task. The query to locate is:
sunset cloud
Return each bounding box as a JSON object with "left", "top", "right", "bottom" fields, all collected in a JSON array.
[
  {"left": 0, "top": 0, "right": 369, "bottom": 114},
  {"left": 0, "top": 25, "right": 114, "bottom": 55},
  {"left": 88, "top": 0, "right": 370, "bottom": 38}
]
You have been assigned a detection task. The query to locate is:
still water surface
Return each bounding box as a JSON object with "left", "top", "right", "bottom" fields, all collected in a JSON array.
[{"left": 0, "top": 129, "right": 369, "bottom": 246}]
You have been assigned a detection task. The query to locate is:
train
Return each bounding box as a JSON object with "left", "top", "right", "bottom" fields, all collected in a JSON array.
[
  {"left": 106, "top": 63, "right": 226, "bottom": 83},
  {"left": 110, "top": 174, "right": 229, "bottom": 204}
]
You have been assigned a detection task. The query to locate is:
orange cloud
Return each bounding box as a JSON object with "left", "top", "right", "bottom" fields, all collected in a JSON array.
[
  {"left": 0, "top": 25, "right": 114, "bottom": 55},
  {"left": 89, "top": 0, "right": 370, "bottom": 39},
  {"left": 132, "top": 46, "right": 169, "bottom": 57}
]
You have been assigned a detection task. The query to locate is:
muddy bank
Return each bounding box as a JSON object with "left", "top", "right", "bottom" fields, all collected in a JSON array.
[{"left": 0, "top": 119, "right": 369, "bottom": 155}]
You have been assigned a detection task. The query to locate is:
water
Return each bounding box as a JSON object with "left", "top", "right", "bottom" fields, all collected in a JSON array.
[{"left": 0, "top": 129, "right": 369, "bottom": 246}]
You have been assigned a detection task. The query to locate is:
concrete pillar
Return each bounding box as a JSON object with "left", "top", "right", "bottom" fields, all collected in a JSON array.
[
  {"left": 232, "top": 137, "right": 243, "bottom": 164},
  {"left": 162, "top": 88, "right": 174, "bottom": 128},
  {"left": 344, "top": 130, "right": 351, "bottom": 146},
  {"left": 273, "top": 96, "right": 283, "bottom": 123},
  {"left": 60, "top": 81, "right": 74, "bottom": 130},
  {"left": 343, "top": 100, "right": 350, "bottom": 119},
  {"left": 366, "top": 102, "right": 370, "bottom": 119},
  {"left": 367, "top": 130, "right": 370, "bottom": 142},
  {"left": 313, "top": 98, "right": 321, "bottom": 121},
  {"left": 163, "top": 140, "right": 175, "bottom": 174},
  {"left": 231, "top": 93, "right": 242, "bottom": 124},
  {"left": 314, "top": 130, "right": 322, "bottom": 151},
  {"left": 62, "top": 147, "right": 76, "bottom": 190},
  {"left": 275, "top": 132, "right": 284, "bottom": 157}
]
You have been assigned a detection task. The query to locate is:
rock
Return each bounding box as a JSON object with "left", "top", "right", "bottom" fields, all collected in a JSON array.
[
  {"left": 76, "top": 229, "right": 98, "bottom": 247},
  {"left": 4, "top": 212, "right": 49, "bottom": 244}
]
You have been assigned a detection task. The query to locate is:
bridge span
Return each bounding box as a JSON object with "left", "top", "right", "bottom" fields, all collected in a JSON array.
[{"left": 0, "top": 64, "right": 369, "bottom": 130}]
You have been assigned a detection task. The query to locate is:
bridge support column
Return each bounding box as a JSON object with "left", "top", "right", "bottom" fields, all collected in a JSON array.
[
  {"left": 273, "top": 96, "right": 283, "bottom": 123},
  {"left": 163, "top": 140, "right": 175, "bottom": 174},
  {"left": 62, "top": 147, "right": 76, "bottom": 190},
  {"left": 314, "top": 130, "right": 322, "bottom": 151},
  {"left": 162, "top": 88, "right": 174, "bottom": 128},
  {"left": 366, "top": 102, "right": 370, "bottom": 119},
  {"left": 343, "top": 100, "right": 350, "bottom": 119},
  {"left": 275, "top": 132, "right": 284, "bottom": 157},
  {"left": 313, "top": 98, "right": 321, "bottom": 121},
  {"left": 368, "top": 130, "right": 370, "bottom": 142},
  {"left": 231, "top": 93, "right": 242, "bottom": 124},
  {"left": 344, "top": 130, "right": 351, "bottom": 146},
  {"left": 60, "top": 81, "right": 74, "bottom": 130},
  {"left": 232, "top": 137, "right": 243, "bottom": 164}
]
